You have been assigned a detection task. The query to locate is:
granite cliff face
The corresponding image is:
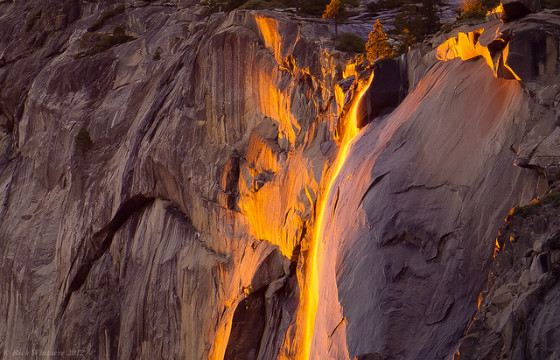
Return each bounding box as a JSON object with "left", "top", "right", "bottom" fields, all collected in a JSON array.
[
  {"left": 1, "top": 1, "right": 560, "bottom": 359},
  {"left": 0, "top": 2, "right": 350, "bottom": 358}
]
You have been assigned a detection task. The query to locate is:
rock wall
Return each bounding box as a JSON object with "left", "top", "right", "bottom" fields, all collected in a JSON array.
[
  {"left": 457, "top": 192, "right": 560, "bottom": 360},
  {"left": 316, "top": 58, "right": 540, "bottom": 359},
  {"left": 315, "top": 10, "right": 560, "bottom": 360},
  {"left": 0, "top": 2, "right": 358, "bottom": 359},
  {"left": 1, "top": 1, "right": 560, "bottom": 360}
]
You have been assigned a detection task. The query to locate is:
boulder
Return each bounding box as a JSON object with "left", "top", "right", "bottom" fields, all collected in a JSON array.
[
  {"left": 455, "top": 191, "right": 560, "bottom": 359},
  {"left": 501, "top": 0, "right": 541, "bottom": 21},
  {"left": 504, "top": 23, "right": 559, "bottom": 82}
]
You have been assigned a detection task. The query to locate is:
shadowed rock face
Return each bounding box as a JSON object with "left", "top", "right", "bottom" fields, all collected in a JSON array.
[
  {"left": 502, "top": 0, "right": 541, "bottom": 22},
  {"left": 359, "top": 57, "right": 409, "bottom": 128},
  {"left": 456, "top": 192, "right": 560, "bottom": 360},
  {"left": 1, "top": 1, "right": 560, "bottom": 359},
  {"left": 503, "top": 13, "right": 560, "bottom": 83},
  {"left": 0, "top": 2, "right": 359, "bottom": 359}
]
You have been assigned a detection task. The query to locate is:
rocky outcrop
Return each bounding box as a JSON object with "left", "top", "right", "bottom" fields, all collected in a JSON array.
[
  {"left": 448, "top": 13, "right": 560, "bottom": 359},
  {"left": 438, "top": 15, "right": 558, "bottom": 81},
  {"left": 502, "top": 0, "right": 541, "bottom": 22},
  {"left": 310, "top": 10, "right": 560, "bottom": 360},
  {"left": 1, "top": 1, "right": 560, "bottom": 360},
  {"left": 0, "top": 2, "right": 360, "bottom": 359},
  {"left": 455, "top": 192, "right": 560, "bottom": 359},
  {"left": 312, "top": 57, "right": 541, "bottom": 360},
  {"left": 359, "top": 56, "right": 409, "bottom": 128},
  {"left": 502, "top": 12, "right": 560, "bottom": 83}
]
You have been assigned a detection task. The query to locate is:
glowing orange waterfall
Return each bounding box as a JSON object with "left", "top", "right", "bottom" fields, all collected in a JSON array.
[{"left": 297, "top": 72, "right": 374, "bottom": 360}]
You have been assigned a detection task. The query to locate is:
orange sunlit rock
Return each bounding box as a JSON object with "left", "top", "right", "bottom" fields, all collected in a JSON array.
[
  {"left": 436, "top": 29, "right": 486, "bottom": 62},
  {"left": 436, "top": 28, "right": 522, "bottom": 81},
  {"left": 476, "top": 292, "right": 484, "bottom": 310},
  {"left": 296, "top": 72, "right": 374, "bottom": 360},
  {"left": 255, "top": 15, "right": 284, "bottom": 64},
  {"left": 493, "top": 238, "right": 501, "bottom": 259},
  {"left": 486, "top": 3, "right": 504, "bottom": 17}
]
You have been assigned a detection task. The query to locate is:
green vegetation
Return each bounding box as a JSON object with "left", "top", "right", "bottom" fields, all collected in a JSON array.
[
  {"left": 76, "top": 26, "right": 135, "bottom": 58},
  {"left": 513, "top": 192, "right": 560, "bottom": 218},
  {"left": 322, "top": 0, "right": 346, "bottom": 36},
  {"left": 200, "top": 0, "right": 220, "bottom": 12},
  {"left": 239, "top": 0, "right": 290, "bottom": 9},
  {"left": 457, "top": 0, "right": 486, "bottom": 19},
  {"left": 87, "top": 4, "right": 126, "bottom": 32},
  {"left": 422, "top": 0, "right": 440, "bottom": 34},
  {"left": 396, "top": 27, "right": 416, "bottom": 54},
  {"left": 391, "top": 0, "right": 441, "bottom": 46},
  {"left": 297, "top": 0, "right": 330, "bottom": 15},
  {"left": 543, "top": 0, "right": 560, "bottom": 8},
  {"left": 24, "top": 10, "right": 42, "bottom": 32},
  {"left": 199, "top": 0, "right": 359, "bottom": 15},
  {"left": 366, "top": 0, "right": 402, "bottom": 12},
  {"left": 367, "top": 0, "right": 443, "bottom": 50},
  {"left": 153, "top": 47, "right": 162, "bottom": 61},
  {"left": 197, "top": 0, "right": 450, "bottom": 56},
  {"left": 365, "top": 19, "right": 394, "bottom": 63},
  {"left": 75, "top": 127, "right": 93, "bottom": 154},
  {"left": 456, "top": 0, "right": 500, "bottom": 19},
  {"left": 335, "top": 32, "right": 365, "bottom": 53}
]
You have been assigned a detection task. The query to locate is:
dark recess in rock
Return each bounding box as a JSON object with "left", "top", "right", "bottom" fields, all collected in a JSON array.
[
  {"left": 506, "top": 27, "right": 556, "bottom": 81},
  {"left": 357, "top": 353, "right": 388, "bottom": 360},
  {"left": 220, "top": 152, "right": 241, "bottom": 210},
  {"left": 225, "top": 287, "right": 267, "bottom": 360},
  {"left": 251, "top": 250, "right": 285, "bottom": 292},
  {"left": 501, "top": 0, "right": 541, "bottom": 21},
  {"left": 359, "top": 57, "right": 408, "bottom": 128},
  {"left": 59, "top": 194, "right": 155, "bottom": 318}
]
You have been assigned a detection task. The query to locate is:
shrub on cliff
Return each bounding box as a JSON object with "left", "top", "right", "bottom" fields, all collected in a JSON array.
[
  {"left": 365, "top": 19, "right": 394, "bottom": 63},
  {"left": 200, "top": 0, "right": 360, "bottom": 15},
  {"left": 199, "top": 0, "right": 246, "bottom": 11},
  {"left": 543, "top": 0, "right": 560, "bottom": 8},
  {"left": 201, "top": 0, "right": 295, "bottom": 11},
  {"left": 239, "top": 0, "right": 290, "bottom": 9},
  {"left": 87, "top": 4, "right": 125, "bottom": 32},
  {"left": 395, "top": 27, "right": 416, "bottom": 54},
  {"left": 75, "top": 26, "right": 135, "bottom": 58},
  {"left": 200, "top": 0, "right": 220, "bottom": 12},
  {"left": 335, "top": 33, "right": 365, "bottom": 53},
  {"left": 367, "top": 0, "right": 401, "bottom": 12},
  {"left": 457, "top": 0, "right": 501, "bottom": 19},
  {"left": 369, "top": 0, "right": 442, "bottom": 45},
  {"left": 75, "top": 127, "right": 93, "bottom": 154},
  {"left": 297, "top": 0, "right": 330, "bottom": 15},
  {"left": 390, "top": 0, "right": 441, "bottom": 45},
  {"left": 458, "top": 0, "right": 487, "bottom": 19}
]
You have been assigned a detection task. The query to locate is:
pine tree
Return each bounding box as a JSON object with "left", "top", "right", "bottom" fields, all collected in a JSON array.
[
  {"left": 365, "top": 19, "right": 394, "bottom": 63},
  {"left": 322, "top": 0, "right": 345, "bottom": 37}
]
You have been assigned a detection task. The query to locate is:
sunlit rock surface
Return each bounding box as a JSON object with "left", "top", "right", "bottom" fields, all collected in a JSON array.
[
  {"left": 313, "top": 58, "right": 541, "bottom": 360},
  {"left": 315, "top": 10, "right": 560, "bottom": 360},
  {"left": 1, "top": 1, "right": 560, "bottom": 359}
]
